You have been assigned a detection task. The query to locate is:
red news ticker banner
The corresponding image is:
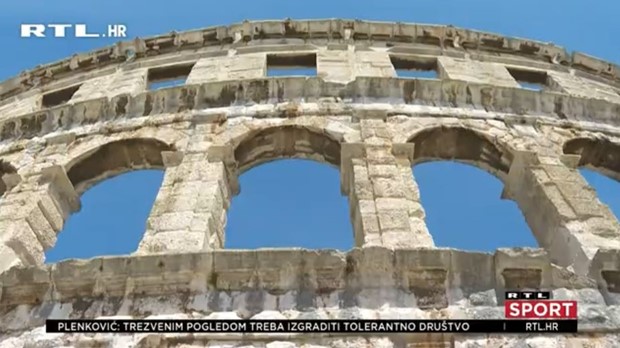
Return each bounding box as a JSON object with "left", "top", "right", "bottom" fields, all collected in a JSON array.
[{"left": 504, "top": 291, "right": 578, "bottom": 319}]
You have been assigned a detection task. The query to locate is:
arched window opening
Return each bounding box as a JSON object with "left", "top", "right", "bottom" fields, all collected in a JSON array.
[
  {"left": 414, "top": 162, "right": 536, "bottom": 252},
  {"left": 45, "top": 170, "right": 164, "bottom": 263},
  {"left": 225, "top": 159, "right": 352, "bottom": 250},
  {"left": 409, "top": 126, "right": 535, "bottom": 252},
  {"left": 564, "top": 137, "right": 620, "bottom": 220},
  {"left": 409, "top": 126, "right": 513, "bottom": 179},
  {"left": 67, "top": 138, "right": 172, "bottom": 195},
  {"left": 579, "top": 168, "right": 620, "bottom": 220},
  {"left": 225, "top": 126, "right": 352, "bottom": 250},
  {"left": 233, "top": 126, "right": 341, "bottom": 173},
  {"left": 45, "top": 138, "right": 173, "bottom": 263}
]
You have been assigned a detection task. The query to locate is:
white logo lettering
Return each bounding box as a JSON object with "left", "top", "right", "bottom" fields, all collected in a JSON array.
[
  {"left": 48, "top": 24, "right": 72, "bottom": 38},
  {"left": 20, "top": 24, "right": 127, "bottom": 38},
  {"left": 75, "top": 24, "right": 100, "bottom": 38},
  {"left": 21, "top": 24, "right": 46, "bottom": 37}
]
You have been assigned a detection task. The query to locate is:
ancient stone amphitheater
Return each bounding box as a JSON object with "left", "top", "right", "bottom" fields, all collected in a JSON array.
[{"left": 0, "top": 18, "right": 620, "bottom": 347}]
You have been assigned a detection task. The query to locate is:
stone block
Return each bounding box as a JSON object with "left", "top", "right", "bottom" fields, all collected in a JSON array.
[{"left": 438, "top": 56, "right": 521, "bottom": 88}]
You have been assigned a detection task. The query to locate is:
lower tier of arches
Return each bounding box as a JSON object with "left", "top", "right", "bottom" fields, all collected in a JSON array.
[{"left": 1, "top": 121, "right": 620, "bottom": 280}]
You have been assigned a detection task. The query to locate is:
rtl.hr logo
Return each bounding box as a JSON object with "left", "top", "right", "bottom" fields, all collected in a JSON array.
[
  {"left": 21, "top": 24, "right": 127, "bottom": 38},
  {"left": 504, "top": 291, "right": 577, "bottom": 319}
]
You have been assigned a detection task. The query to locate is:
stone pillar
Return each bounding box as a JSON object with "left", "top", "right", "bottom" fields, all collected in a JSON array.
[
  {"left": 503, "top": 151, "right": 620, "bottom": 276},
  {"left": 341, "top": 118, "right": 434, "bottom": 248},
  {"left": 0, "top": 166, "right": 79, "bottom": 274},
  {"left": 136, "top": 147, "right": 237, "bottom": 254}
]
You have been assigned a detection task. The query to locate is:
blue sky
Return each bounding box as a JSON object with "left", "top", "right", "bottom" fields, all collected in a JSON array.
[{"left": 1, "top": 1, "right": 618, "bottom": 262}]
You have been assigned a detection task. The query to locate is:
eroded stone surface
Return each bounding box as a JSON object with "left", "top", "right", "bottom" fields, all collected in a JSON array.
[{"left": 1, "top": 19, "right": 620, "bottom": 347}]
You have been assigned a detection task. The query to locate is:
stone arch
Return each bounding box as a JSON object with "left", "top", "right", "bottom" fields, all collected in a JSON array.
[
  {"left": 407, "top": 126, "right": 514, "bottom": 180},
  {"left": 407, "top": 125, "right": 536, "bottom": 251},
  {"left": 225, "top": 124, "right": 351, "bottom": 250},
  {"left": 0, "top": 160, "right": 17, "bottom": 197},
  {"left": 232, "top": 125, "right": 342, "bottom": 174},
  {"left": 65, "top": 138, "right": 175, "bottom": 195},
  {"left": 563, "top": 137, "right": 620, "bottom": 182},
  {"left": 46, "top": 137, "right": 173, "bottom": 262}
]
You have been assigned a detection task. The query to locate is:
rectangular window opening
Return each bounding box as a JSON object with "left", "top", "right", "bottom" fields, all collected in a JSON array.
[
  {"left": 41, "top": 84, "right": 81, "bottom": 108},
  {"left": 147, "top": 63, "right": 195, "bottom": 90},
  {"left": 507, "top": 67, "right": 547, "bottom": 91},
  {"left": 266, "top": 53, "right": 317, "bottom": 77},
  {"left": 390, "top": 56, "right": 438, "bottom": 79}
]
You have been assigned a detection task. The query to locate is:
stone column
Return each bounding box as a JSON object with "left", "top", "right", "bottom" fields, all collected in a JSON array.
[
  {"left": 0, "top": 166, "right": 79, "bottom": 274},
  {"left": 341, "top": 118, "right": 434, "bottom": 248},
  {"left": 136, "top": 146, "right": 237, "bottom": 254},
  {"left": 503, "top": 151, "right": 620, "bottom": 276}
]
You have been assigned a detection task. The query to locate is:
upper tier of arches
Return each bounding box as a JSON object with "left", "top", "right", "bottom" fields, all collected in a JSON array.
[
  {"left": 0, "top": 20, "right": 618, "bottom": 146},
  {"left": 2, "top": 19, "right": 618, "bottom": 102}
]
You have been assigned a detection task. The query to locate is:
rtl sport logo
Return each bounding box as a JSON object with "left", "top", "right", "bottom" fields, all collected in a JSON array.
[
  {"left": 21, "top": 24, "right": 127, "bottom": 38},
  {"left": 505, "top": 291, "right": 578, "bottom": 319}
]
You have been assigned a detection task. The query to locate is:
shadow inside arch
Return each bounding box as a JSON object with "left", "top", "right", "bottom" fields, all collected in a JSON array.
[
  {"left": 67, "top": 138, "right": 173, "bottom": 195},
  {"left": 408, "top": 126, "right": 513, "bottom": 180},
  {"left": 233, "top": 125, "right": 341, "bottom": 173},
  {"left": 563, "top": 137, "right": 620, "bottom": 182}
]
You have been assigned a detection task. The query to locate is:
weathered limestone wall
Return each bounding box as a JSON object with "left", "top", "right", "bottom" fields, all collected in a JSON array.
[
  {"left": 0, "top": 19, "right": 620, "bottom": 347},
  {"left": 2, "top": 248, "right": 620, "bottom": 347}
]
